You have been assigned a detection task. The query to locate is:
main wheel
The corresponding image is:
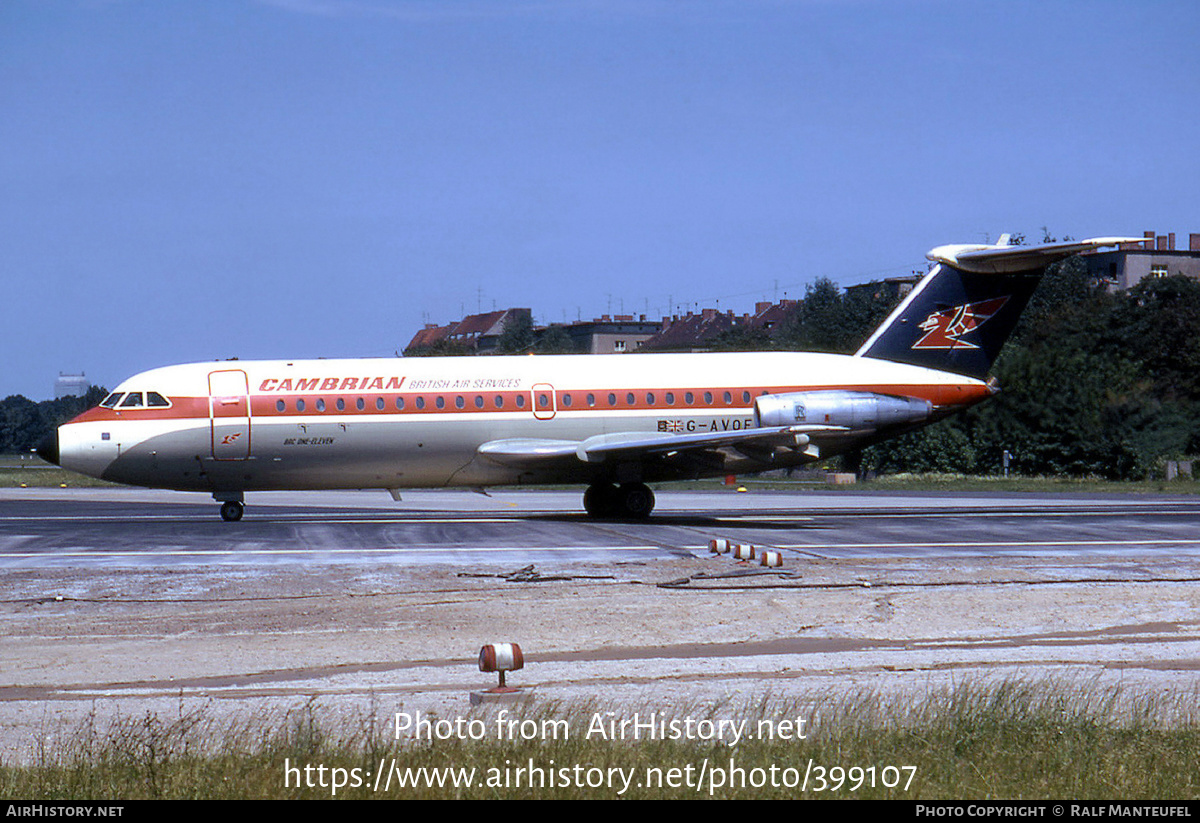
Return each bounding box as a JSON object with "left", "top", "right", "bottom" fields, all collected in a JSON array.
[
  {"left": 220, "top": 500, "right": 244, "bottom": 522},
  {"left": 583, "top": 484, "right": 618, "bottom": 518},
  {"left": 617, "top": 483, "right": 655, "bottom": 519}
]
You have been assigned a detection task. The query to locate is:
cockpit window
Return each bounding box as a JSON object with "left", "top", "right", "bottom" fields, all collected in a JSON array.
[{"left": 104, "top": 391, "right": 170, "bottom": 409}]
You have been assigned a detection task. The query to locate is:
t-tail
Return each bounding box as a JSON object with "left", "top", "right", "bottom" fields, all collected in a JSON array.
[{"left": 854, "top": 236, "right": 1142, "bottom": 380}]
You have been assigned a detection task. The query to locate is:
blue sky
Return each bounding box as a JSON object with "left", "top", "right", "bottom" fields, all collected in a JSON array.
[{"left": 3, "top": 0, "right": 1198, "bottom": 399}]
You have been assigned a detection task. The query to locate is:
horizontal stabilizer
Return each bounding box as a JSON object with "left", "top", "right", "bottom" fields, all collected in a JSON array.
[{"left": 927, "top": 236, "right": 1144, "bottom": 274}]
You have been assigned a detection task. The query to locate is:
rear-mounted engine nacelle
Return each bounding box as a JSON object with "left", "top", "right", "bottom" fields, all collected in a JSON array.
[{"left": 754, "top": 390, "right": 931, "bottom": 429}]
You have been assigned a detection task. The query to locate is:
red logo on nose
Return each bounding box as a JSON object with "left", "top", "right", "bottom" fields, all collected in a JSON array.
[{"left": 912, "top": 296, "right": 1010, "bottom": 350}]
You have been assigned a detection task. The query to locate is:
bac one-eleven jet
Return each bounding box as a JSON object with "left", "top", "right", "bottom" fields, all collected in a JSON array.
[{"left": 38, "top": 235, "right": 1137, "bottom": 521}]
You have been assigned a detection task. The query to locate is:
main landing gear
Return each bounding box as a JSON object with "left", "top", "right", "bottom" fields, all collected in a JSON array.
[{"left": 583, "top": 482, "right": 655, "bottom": 519}]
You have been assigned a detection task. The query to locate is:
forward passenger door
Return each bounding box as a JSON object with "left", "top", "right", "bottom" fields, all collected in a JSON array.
[{"left": 209, "top": 369, "right": 251, "bottom": 459}]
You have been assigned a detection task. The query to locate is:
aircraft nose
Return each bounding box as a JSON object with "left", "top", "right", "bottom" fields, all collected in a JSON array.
[{"left": 35, "top": 431, "right": 60, "bottom": 466}]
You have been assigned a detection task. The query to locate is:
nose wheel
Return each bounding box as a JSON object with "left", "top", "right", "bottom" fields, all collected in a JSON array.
[{"left": 219, "top": 500, "right": 244, "bottom": 522}]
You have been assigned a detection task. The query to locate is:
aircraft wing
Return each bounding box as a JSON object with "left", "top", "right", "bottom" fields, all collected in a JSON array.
[
  {"left": 476, "top": 439, "right": 581, "bottom": 467},
  {"left": 477, "top": 424, "right": 840, "bottom": 468}
]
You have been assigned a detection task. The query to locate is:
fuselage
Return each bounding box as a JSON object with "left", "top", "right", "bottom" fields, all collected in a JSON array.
[{"left": 53, "top": 351, "right": 990, "bottom": 494}]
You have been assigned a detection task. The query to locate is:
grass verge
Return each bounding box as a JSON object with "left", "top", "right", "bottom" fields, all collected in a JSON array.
[
  {"left": 0, "top": 467, "right": 118, "bottom": 488},
  {"left": 3, "top": 681, "right": 1197, "bottom": 799}
]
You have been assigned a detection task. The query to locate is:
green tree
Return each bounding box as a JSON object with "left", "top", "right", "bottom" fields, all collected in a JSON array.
[
  {"left": 971, "top": 345, "right": 1149, "bottom": 477},
  {"left": 496, "top": 313, "right": 535, "bottom": 354},
  {"left": 710, "top": 324, "right": 775, "bottom": 352},
  {"left": 0, "top": 395, "right": 42, "bottom": 453},
  {"left": 534, "top": 325, "right": 578, "bottom": 354},
  {"left": 1108, "top": 274, "right": 1200, "bottom": 403},
  {"left": 776, "top": 278, "right": 851, "bottom": 352},
  {"left": 841, "top": 285, "right": 901, "bottom": 350},
  {"left": 863, "top": 418, "right": 978, "bottom": 475},
  {"left": 0, "top": 387, "right": 107, "bottom": 454},
  {"left": 775, "top": 277, "right": 900, "bottom": 354}
]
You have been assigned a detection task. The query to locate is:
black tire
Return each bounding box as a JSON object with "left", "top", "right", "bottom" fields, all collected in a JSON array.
[
  {"left": 617, "top": 483, "right": 655, "bottom": 519},
  {"left": 583, "top": 484, "right": 618, "bottom": 518},
  {"left": 220, "top": 500, "right": 244, "bottom": 522}
]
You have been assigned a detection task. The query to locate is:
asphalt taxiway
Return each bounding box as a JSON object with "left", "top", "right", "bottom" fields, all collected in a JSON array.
[{"left": 5, "top": 486, "right": 1200, "bottom": 566}]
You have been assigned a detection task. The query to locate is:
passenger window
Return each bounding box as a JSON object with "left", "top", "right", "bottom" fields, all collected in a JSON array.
[
  {"left": 276, "top": 400, "right": 285, "bottom": 412},
  {"left": 317, "top": 399, "right": 326, "bottom": 412},
  {"left": 335, "top": 398, "right": 345, "bottom": 411},
  {"left": 723, "top": 391, "right": 732, "bottom": 404},
  {"left": 376, "top": 398, "right": 385, "bottom": 410},
  {"left": 516, "top": 395, "right": 526, "bottom": 408},
  {"left": 626, "top": 392, "right": 635, "bottom": 405},
  {"left": 120, "top": 393, "right": 144, "bottom": 407},
  {"left": 296, "top": 399, "right": 306, "bottom": 412},
  {"left": 416, "top": 396, "right": 426, "bottom": 409},
  {"left": 608, "top": 393, "right": 616, "bottom": 406},
  {"left": 665, "top": 392, "right": 675, "bottom": 405},
  {"left": 436, "top": 396, "right": 445, "bottom": 409},
  {"left": 357, "top": 398, "right": 366, "bottom": 411},
  {"left": 474, "top": 396, "right": 484, "bottom": 409},
  {"left": 685, "top": 392, "right": 694, "bottom": 405},
  {"left": 455, "top": 396, "right": 465, "bottom": 409},
  {"left": 562, "top": 394, "right": 572, "bottom": 407},
  {"left": 704, "top": 391, "right": 713, "bottom": 404},
  {"left": 494, "top": 395, "right": 504, "bottom": 408},
  {"left": 742, "top": 391, "right": 751, "bottom": 403},
  {"left": 587, "top": 393, "right": 595, "bottom": 407},
  {"left": 396, "top": 397, "right": 405, "bottom": 410}
]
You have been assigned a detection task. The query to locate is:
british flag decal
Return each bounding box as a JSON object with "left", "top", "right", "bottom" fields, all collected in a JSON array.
[{"left": 912, "top": 296, "right": 1011, "bottom": 350}]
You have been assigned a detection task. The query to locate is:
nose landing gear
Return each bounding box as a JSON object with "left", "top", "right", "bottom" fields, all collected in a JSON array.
[{"left": 214, "top": 492, "right": 245, "bottom": 522}]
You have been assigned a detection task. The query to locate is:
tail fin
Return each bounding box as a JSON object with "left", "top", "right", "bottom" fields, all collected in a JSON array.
[{"left": 854, "top": 236, "right": 1141, "bottom": 380}]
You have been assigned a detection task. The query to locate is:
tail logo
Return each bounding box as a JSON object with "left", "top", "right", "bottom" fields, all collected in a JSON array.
[{"left": 912, "top": 296, "right": 1010, "bottom": 350}]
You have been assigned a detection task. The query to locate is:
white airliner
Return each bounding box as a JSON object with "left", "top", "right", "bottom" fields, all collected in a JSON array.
[{"left": 38, "top": 236, "right": 1137, "bottom": 521}]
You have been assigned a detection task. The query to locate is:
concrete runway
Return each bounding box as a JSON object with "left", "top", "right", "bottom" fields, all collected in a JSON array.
[{"left": 3, "top": 486, "right": 1200, "bottom": 567}]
